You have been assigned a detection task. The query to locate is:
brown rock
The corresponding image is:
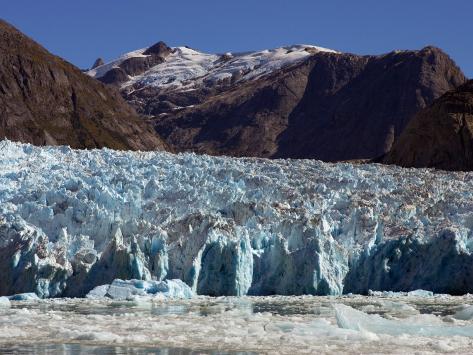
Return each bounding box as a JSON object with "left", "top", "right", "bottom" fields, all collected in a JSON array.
[
  {"left": 383, "top": 80, "right": 473, "bottom": 171},
  {"left": 143, "top": 41, "right": 172, "bottom": 57},
  {"left": 0, "top": 19, "right": 168, "bottom": 151},
  {"left": 139, "top": 47, "right": 465, "bottom": 160}
]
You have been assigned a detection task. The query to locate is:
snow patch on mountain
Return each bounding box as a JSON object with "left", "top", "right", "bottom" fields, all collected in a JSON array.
[{"left": 87, "top": 44, "right": 337, "bottom": 91}]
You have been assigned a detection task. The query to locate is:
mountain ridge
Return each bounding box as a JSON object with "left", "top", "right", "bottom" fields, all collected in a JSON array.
[
  {"left": 89, "top": 41, "right": 466, "bottom": 160},
  {"left": 383, "top": 79, "right": 473, "bottom": 170},
  {"left": 0, "top": 19, "right": 168, "bottom": 151}
]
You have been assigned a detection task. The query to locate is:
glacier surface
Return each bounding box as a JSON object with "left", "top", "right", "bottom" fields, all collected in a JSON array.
[{"left": 1, "top": 140, "right": 473, "bottom": 298}]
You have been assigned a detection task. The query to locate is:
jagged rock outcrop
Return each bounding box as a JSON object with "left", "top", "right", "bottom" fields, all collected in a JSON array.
[
  {"left": 93, "top": 41, "right": 173, "bottom": 86},
  {"left": 0, "top": 20, "right": 167, "bottom": 151},
  {"left": 89, "top": 43, "right": 465, "bottom": 160},
  {"left": 383, "top": 80, "right": 473, "bottom": 171},
  {"left": 91, "top": 57, "right": 104, "bottom": 69}
]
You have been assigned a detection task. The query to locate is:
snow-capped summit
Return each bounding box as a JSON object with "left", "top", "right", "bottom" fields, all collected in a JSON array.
[
  {"left": 86, "top": 41, "right": 465, "bottom": 165},
  {"left": 87, "top": 42, "right": 338, "bottom": 90}
]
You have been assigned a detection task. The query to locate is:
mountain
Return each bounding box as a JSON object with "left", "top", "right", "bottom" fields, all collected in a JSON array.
[
  {"left": 88, "top": 42, "right": 466, "bottom": 160},
  {"left": 383, "top": 80, "right": 473, "bottom": 171},
  {"left": 0, "top": 20, "right": 167, "bottom": 151}
]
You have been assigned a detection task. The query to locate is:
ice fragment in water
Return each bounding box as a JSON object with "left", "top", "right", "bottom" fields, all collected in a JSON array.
[{"left": 334, "top": 304, "right": 473, "bottom": 337}]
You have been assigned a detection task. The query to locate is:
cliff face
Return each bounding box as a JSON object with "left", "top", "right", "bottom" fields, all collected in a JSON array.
[
  {"left": 0, "top": 20, "right": 167, "bottom": 151},
  {"left": 384, "top": 80, "right": 473, "bottom": 171},
  {"left": 94, "top": 43, "right": 465, "bottom": 160},
  {"left": 274, "top": 47, "right": 466, "bottom": 160},
  {"left": 157, "top": 48, "right": 465, "bottom": 160}
]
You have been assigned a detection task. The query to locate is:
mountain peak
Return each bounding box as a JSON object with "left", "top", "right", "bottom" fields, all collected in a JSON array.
[
  {"left": 91, "top": 57, "right": 104, "bottom": 69},
  {"left": 143, "top": 41, "right": 172, "bottom": 56}
]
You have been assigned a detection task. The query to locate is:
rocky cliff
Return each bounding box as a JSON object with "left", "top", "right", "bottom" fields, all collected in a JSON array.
[
  {"left": 0, "top": 20, "right": 167, "bottom": 151},
  {"left": 89, "top": 43, "right": 466, "bottom": 160},
  {"left": 384, "top": 80, "right": 473, "bottom": 171}
]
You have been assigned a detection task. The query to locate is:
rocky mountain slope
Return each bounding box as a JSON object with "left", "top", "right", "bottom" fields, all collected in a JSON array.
[
  {"left": 88, "top": 43, "right": 466, "bottom": 160},
  {"left": 384, "top": 80, "right": 473, "bottom": 171},
  {"left": 0, "top": 20, "right": 167, "bottom": 151}
]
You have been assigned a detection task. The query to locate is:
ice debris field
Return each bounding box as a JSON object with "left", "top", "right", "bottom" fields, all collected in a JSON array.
[
  {"left": 2, "top": 294, "right": 473, "bottom": 353},
  {"left": 1, "top": 140, "right": 473, "bottom": 299}
]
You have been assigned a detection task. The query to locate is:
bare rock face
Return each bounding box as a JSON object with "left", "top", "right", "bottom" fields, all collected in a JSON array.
[
  {"left": 91, "top": 58, "right": 104, "bottom": 69},
  {"left": 120, "top": 46, "right": 465, "bottom": 160},
  {"left": 143, "top": 41, "right": 172, "bottom": 56},
  {"left": 0, "top": 20, "right": 168, "bottom": 151},
  {"left": 96, "top": 41, "right": 172, "bottom": 86},
  {"left": 383, "top": 80, "right": 473, "bottom": 171}
]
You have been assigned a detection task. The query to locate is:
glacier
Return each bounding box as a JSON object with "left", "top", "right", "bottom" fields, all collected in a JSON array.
[{"left": 1, "top": 140, "right": 473, "bottom": 298}]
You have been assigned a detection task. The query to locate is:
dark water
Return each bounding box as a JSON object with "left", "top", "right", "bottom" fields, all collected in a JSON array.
[
  {"left": 10, "top": 296, "right": 463, "bottom": 318},
  {"left": 0, "top": 343, "right": 255, "bottom": 355}
]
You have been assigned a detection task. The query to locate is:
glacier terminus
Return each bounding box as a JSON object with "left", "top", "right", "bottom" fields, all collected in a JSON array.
[{"left": 1, "top": 140, "right": 473, "bottom": 299}]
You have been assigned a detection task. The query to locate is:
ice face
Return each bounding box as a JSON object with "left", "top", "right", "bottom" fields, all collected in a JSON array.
[{"left": 2, "top": 140, "right": 473, "bottom": 297}]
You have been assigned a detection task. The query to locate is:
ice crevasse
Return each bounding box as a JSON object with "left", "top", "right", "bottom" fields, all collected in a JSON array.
[{"left": 1, "top": 140, "right": 473, "bottom": 298}]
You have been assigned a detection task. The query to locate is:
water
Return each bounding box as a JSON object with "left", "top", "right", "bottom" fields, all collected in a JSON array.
[
  {"left": 1, "top": 295, "right": 473, "bottom": 354},
  {"left": 0, "top": 343, "right": 253, "bottom": 355}
]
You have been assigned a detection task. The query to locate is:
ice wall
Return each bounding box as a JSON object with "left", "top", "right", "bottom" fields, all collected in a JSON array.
[{"left": 1, "top": 140, "right": 473, "bottom": 297}]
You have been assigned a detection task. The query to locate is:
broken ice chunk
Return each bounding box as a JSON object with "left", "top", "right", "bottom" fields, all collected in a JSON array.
[
  {"left": 452, "top": 305, "right": 473, "bottom": 321},
  {"left": 86, "top": 285, "right": 109, "bottom": 299},
  {"left": 0, "top": 297, "right": 10, "bottom": 308},
  {"left": 334, "top": 304, "right": 473, "bottom": 337},
  {"left": 86, "top": 279, "right": 194, "bottom": 300},
  {"left": 407, "top": 289, "right": 433, "bottom": 297},
  {"left": 8, "top": 293, "right": 40, "bottom": 301}
]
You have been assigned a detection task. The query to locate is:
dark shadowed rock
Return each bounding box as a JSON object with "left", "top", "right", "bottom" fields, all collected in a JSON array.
[
  {"left": 99, "top": 67, "right": 129, "bottom": 85},
  {"left": 136, "top": 47, "right": 465, "bottom": 160},
  {"left": 119, "top": 56, "right": 165, "bottom": 76},
  {"left": 143, "top": 41, "right": 172, "bottom": 56},
  {"left": 383, "top": 80, "right": 473, "bottom": 171},
  {"left": 96, "top": 42, "right": 171, "bottom": 86},
  {"left": 0, "top": 19, "right": 168, "bottom": 151},
  {"left": 91, "top": 57, "right": 104, "bottom": 69}
]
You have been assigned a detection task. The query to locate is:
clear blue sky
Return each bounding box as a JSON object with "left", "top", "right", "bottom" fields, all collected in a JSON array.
[{"left": 3, "top": 0, "right": 472, "bottom": 77}]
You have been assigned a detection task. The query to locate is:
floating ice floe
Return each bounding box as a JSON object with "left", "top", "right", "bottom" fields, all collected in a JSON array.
[
  {"left": 0, "top": 295, "right": 473, "bottom": 354},
  {"left": 8, "top": 293, "right": 40, "bottom": 301},
  {"left": 368, "top": 289, "right": 434, "bottom": 298},
  {"left": 0, "top": 297, "right": 10, "bottom": 308},
  {"left": 453, "top": 305, "right": 473, "bottom": 321},
  {"left": 335, "top": 303, "right": 473, "bottom": 337},
  {"left": 87, "top": 279, "right": 194, "bottom": 300}
]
